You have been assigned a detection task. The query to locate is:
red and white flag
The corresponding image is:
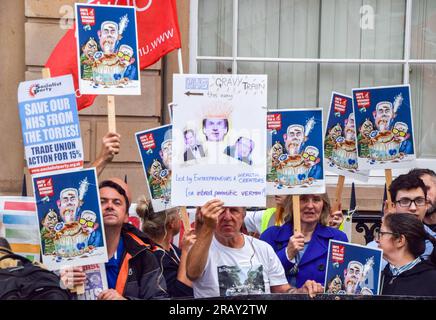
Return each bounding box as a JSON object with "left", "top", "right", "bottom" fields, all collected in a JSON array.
[{"left": 45, "top": 0, "right": 181, "bottom": 110}]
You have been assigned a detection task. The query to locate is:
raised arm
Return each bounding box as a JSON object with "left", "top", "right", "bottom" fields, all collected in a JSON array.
[
  {"left": 186, "top": 199, "right": 224, "bottom": 281},
  {"left": 90, "top": 132, "right": 121, "bottom": 176}
]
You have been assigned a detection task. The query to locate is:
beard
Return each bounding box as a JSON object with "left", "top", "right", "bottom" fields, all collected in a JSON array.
[{"left": 102, "top": 40, "right": 115, "bottom": 54}]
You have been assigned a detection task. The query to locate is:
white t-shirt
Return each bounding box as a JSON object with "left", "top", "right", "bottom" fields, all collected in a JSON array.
[{"left": 193, "top": 234, "right": 288, "bottom": 298}]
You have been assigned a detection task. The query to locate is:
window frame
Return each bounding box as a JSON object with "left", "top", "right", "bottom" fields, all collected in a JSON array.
[{"left": 189, "top": 0, "right": 436, "bottom": 185}]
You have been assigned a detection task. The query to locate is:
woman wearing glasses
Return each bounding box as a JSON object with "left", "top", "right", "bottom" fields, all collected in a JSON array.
[
  {"left": 260, "top": 194, "right": 348, "bottom": 288},
  {"left": 136, "top": 197, "right": 196, "bottom": 297},
  {"left": 377, "top": 213, "right": 436, "bottom": 296}
]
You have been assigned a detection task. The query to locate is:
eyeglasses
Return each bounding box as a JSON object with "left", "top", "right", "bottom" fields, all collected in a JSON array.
[
  {"left": 117, "top": 51, "right": 131, "bottom": 61},
  {"left": 375, "top": 230, "right": 398, "bottom": 240},
  {"left": 302, "top": 153, "right": 316, "bottom": 161},
  {"left": 392, "top": 128, "right": 406, "bottom": 137},
  {"left": 79, "top": 219, "right": 95, "bottom": 228},
  {"left": 395, "top": 197, "right": 427, "bottom": 207}
]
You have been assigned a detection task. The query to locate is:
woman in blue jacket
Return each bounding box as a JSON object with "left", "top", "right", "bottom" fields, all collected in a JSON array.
[{"left": 260, "top": 193, "right": 348, "bottom": 288}]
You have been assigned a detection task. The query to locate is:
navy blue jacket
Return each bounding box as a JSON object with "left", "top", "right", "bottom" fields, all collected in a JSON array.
[{"left": 260, "top": 222, "right": 348, "bottom": 288}]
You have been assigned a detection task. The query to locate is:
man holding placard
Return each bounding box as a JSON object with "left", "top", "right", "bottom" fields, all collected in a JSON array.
[{"left": 186, "top": 199, "right": 324, "bottom": 298}]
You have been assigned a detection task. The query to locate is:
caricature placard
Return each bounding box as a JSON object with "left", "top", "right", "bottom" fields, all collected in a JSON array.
[
  {"left": 267, "top": 109, "right": 325, "bottom": 195},
  {"left": 324, "top": 92, "right": 369, "bottom": 181},
  {"left": 172, "top": 74, "right": 267, "bottom": 207},
  {"left": 75, "top": 3, "right": 140, "bottom": 95},
  {"left": 352, "top": 85, "right": 415, "bottom": 170},
  {"left": 18, "top": 75, "right": 84, "bottom": 175},
  {"left": 135, "top": 125, "right": 174, "bottom": 212},
  {"left": 32, "top": 168, "right": 107, "bottom": 270},
  {"left": 325, "top": 240, "right": 383, "bottom": 295}
]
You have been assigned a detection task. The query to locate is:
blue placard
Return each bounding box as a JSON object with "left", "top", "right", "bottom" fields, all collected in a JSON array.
[
  {"left": 135, "top": 125, "right": 173, "bottom": 212},
  {"left": 267, "top": 109, "right": 325, "bottom": 195},
  {"left": 352, "top": 85, "right": 416, "bottom": 170},
  {"left": 325, "top": 240, "right": 383, "bottom": 295}
]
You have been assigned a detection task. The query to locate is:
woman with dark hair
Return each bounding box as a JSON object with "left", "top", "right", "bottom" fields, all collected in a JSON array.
[
  {"left": 136, "top": 197, "right": 195, "bottom": 297},
  {"left": 260, "top": 193, "right": 348, "bottom": 288},
  {"left": 377, "top": 213, "right": 436, "bottom": 296}
]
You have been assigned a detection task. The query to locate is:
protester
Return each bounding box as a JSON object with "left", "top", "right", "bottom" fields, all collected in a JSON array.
[
  {"left": 367, "top": 173, "right": 436, "bottom": 267},
  {"left": 408, "top": 168, "right": 436, "bottom": 232},
  {"left": 186, "top": 199, "right": 324, "bottom": 298},
  {"left": 377, "top": 213, "right": 436, "bottom": 296},
  {"left": 61, "top": 178, "right": 167, "bottom": 300},
  {"left": 136, "top": 197, "right": 195, "bottom": 297},
  {"left": 244, "top": 195, "right": 344, "bottom": 238},
  {"left": 260, "top": 194, "right": 348, "bottom": 288}
]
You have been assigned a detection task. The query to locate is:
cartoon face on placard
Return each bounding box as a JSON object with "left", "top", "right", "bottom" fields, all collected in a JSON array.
[
  {"left": 325, "top": 240, "right": 383, "bottom": 295},
  {"left": 352, "top": 85, "right": 416, "bottom": 170},
  {"left": 267, "top": 109, "right": 325, "bottom": 195},
  {"left": 32, "top": 168, "right": 107, "bottom": 270},
  {"left": 324, "top": 92, "right": 369, "bottom": 182},
  {"left": 75, "top": 3, "right": 140, "bottom": 95},
  {"left": 135, "top": 125, "right": 174, "bottom": 212}
]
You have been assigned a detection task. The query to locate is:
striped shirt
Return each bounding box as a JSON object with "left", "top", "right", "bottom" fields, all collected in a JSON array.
[{"left": 389, "top": 257, "right": 421, "bottom": 276}]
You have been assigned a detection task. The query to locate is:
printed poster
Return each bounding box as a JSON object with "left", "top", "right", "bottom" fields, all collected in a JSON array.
[
  {"left": 267, "top": 109, "right": 325, "bottom": 195},
  {"left": 32, "top": 168, "right": 108, "bottom": 270},
  {"left": 77, "top": 264, "right": 108, "bottom": 300},
  {"left": 324, "top": 92, "right": 369, "bottom": 181},
  {"left": 0, "top": 197, "right": 40, "bottom": 262},
  {"left": 171, "top": 74, "right": 267, "bottom": 207},
  {"left": 325, "top": 240, "right": 383, "bottom": 295},
  {"left": 17, "top": 75, "right": 84, "bottom": 175},
  {"left": 75, "top": 3, "right": 141, "bottom": 95},
  {"left": 135, "top": 125, "right": 174, "bottom": 212},
  {"left": 352, "top": 85, "right": 416, "bottom": 170}
]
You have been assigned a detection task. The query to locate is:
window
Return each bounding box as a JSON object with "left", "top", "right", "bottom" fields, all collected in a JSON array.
[{"left": 190, "top": 0, "right": 436, "bottom": 184}]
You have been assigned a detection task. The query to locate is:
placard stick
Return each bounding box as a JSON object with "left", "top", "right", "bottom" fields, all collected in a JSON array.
[
  {"left": 179, "top": 206, "right": 191, "bottom": 233},
  {"left": 42, "top": 68, "right": 51, "bottom": 78},
  {"left": 292, "top": 195, "right": 301, "bottom": 233},
  {"left": 332, "top": 175, "right": 345, "bottom": 212},
  {"left": 107, "top": 96, "right": 116, "bottom": 133},
  {"left": 41, "top": 67, "right": 84, "bottom": 295},
  {"left": 385, "top": 169, "right": 393, "bottom": 207}
]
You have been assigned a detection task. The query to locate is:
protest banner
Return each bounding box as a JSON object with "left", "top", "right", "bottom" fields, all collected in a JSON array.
[
  {"left": 324, "top": 92, "right": 369, "bottom": 212},
  {"left": 135, "top": 124, "right": 174, "bottom": 212},
  {"left": 352, "top": 85, "right": 416, "bottom": 171},
  {"left": 75, "top": 3, "right": 141, "bottom": 96},
  {"left": 324, "top": 92, "right": 369, "bottom": 182},
  {"left": 267, "top": 109, "right": 325, "bottom": 195},
  {"left": 32, "top": 168, "right": 107, "bottom": 270},
  {"left": 171, "top": 74, "right": 267, "bottom": 207},
  {"left": 17, "top": 75, "right": 84, "bottom": 175},
  {"left": 325, "top": 240, "right": 383, "bottom": 295},
  {"left": 77, "top": 264, "right": 108, "bottom": 300},
  {"left": 0, "top": 197, "right": 40, "bottom": 262}
]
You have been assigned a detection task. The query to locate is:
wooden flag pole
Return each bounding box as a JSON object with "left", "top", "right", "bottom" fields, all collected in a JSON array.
[
  {"left": 333, "top": 175, "right": 345, "bottom": 212},
  {"left": 41, "top": 67, "right": 84, "bottom": 295},
  {"left": 385, "top": 169, "right": 393, "bottom": 207},
  {"left": 292, "top": 195, "right": 301, "bottom": 233},
  {"left": 107, "top": 96, "right": 116, "bottom": 133}
]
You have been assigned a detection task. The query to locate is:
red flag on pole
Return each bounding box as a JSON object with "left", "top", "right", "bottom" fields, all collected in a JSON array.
[{"left": 45, "top": 0, "right": 182, "bottom": 110}]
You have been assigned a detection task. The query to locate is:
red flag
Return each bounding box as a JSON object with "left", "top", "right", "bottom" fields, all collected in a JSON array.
[{"left": 45, "top": 0, "right": 182, "bottom": 110}]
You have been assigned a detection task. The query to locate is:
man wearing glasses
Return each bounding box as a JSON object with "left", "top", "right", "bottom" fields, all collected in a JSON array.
[{"left": 369, "top": 173, "right": 436, "bottom": 267}]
